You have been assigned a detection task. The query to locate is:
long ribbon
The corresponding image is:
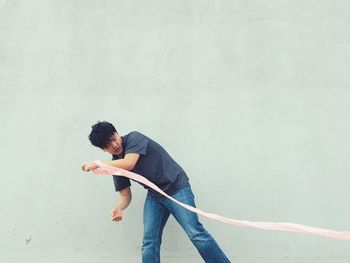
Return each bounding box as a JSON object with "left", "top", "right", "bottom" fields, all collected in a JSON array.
[{"left": 92, "top": 160, "right": 350, "bottom": 240}]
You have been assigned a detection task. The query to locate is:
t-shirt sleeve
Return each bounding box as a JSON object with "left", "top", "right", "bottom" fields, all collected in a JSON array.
[
  {"left": 124, "top": 131, "right": 149, "bottom": 155},
  {"left": 111, "top": 147, "right": 132, "bottom": 192},
  {"left": 113, "top": 175, "right": 131, "bottom": 192}
]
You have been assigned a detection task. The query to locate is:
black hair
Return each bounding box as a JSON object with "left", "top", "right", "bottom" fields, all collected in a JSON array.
[{"left": 88, "top": 121, "right": 117, "bottom": 149}]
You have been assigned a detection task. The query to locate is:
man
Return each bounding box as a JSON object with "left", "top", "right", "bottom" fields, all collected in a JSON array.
[{"left": 82, "top": 121, "right": 230, "bottom": 263}]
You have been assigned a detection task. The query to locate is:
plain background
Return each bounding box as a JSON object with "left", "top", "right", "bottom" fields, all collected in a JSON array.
[{"left": 1, "top": 1, "right": 350, "bottom": 262}]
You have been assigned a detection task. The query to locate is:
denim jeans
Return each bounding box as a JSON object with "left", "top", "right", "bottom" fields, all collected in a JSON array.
[{"left": 141, "top": 183, "right": 231, "bottom": 263}]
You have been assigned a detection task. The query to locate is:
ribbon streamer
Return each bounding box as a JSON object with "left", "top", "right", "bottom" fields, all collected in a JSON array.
[{"left": 93, "top": 160, "right": 350, "bottom": 240}]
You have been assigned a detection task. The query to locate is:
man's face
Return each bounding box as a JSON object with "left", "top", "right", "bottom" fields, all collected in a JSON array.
[{"left": 104, "top": 132, "right": 123, "bottom": 156}]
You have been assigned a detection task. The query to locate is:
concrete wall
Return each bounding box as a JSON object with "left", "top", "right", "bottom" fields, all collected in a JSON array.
[{"left": 1, "top": 1, "right": 350, "bottom": 262}]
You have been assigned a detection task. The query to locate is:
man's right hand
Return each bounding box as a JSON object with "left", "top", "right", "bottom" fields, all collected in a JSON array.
[{"left": 111, "top": 207, "right": 123, "bottom": 222}]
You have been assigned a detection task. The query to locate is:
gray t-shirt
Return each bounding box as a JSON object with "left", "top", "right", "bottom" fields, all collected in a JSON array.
[{"left": 112, "top": 131, "right": 189, "bottom": 196}]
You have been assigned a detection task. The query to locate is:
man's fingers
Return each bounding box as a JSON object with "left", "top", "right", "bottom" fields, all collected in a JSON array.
[
  {"left": 82, "top": 163, "right": 94, "bottom": 172},
  {"left": 112, "top": 216, "right": 122, "bottom": 222},
  {"left": 111, "top": 213, "right": 122, "bottom": 221},
  {"left": 111, "top": 208, "right": 122, "bottom": 221},
  {"left": 82, "top": 164, "right": 88, "bottom": 172}
]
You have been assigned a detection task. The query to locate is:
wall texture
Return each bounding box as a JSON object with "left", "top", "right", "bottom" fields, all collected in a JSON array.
[{"left": 1, "top": 1, "right": 350, "bottom": 262}]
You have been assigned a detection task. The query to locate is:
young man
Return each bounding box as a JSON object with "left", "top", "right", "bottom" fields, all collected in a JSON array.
[{"left": 82, "top": 121, "right": 230, "bottom": 263}]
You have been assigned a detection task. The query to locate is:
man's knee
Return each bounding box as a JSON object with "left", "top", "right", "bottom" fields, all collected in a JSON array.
[
  {"left": 183, "top": 222, "right": 211, "bottom": 242},
  {"left": 142, "top": 233, "right": 161, "bottom": 252}
]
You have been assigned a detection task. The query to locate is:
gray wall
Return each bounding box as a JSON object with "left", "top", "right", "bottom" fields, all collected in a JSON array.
[{"left": 1, "top": 1, "right": 350, "bottom": 262}]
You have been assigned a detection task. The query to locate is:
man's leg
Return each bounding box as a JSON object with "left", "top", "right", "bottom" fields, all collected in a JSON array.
[
  {"left": 142, "top": 193, "right": 170, "bottom": 263},
  {"left": 163, "top": 184, "right": 231, "bottom": 263}
]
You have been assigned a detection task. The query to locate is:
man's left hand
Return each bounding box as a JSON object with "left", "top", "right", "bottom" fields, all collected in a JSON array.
[{"left": 81, "top": 162, "right": 98, "bottom": 172}]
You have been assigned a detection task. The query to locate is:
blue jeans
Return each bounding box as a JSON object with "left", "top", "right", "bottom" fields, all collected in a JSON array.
[{"left": 142, "top": 183, "right": 231, "bottom": 263}]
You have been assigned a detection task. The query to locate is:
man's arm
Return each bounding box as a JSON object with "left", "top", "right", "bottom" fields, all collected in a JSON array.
[
  {"left": 105, "top": 153, "right": 140, "bottom": 170},
  {"left": 82, "top": 153, "right": 140, "bottom": 171},
  {"left": 111, "top": 186, "right": 132, "bottom": 222}
]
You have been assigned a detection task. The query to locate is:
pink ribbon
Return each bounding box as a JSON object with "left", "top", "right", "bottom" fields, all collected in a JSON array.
[{"left": 93, "top": 160, "right": 350, "bottom": 240}]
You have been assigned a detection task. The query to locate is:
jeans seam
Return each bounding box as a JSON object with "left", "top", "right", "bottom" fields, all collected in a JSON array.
[{"left": 155, "top": 205, "right": 164, "bottom": 247}]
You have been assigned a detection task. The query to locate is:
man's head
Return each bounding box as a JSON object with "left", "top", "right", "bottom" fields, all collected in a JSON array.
[{"left": 88, "top": 121, "right": 123, "bottom": 156}]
